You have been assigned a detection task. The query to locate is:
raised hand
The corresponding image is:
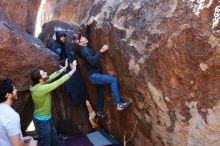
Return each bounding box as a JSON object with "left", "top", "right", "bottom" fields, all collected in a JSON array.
[
  {"left": 100, "top": 44, "right": 109, "bottom": 53},
  {"left": 64, "top": 59, "right": 68, "bottom": 69},
  {"left": 70, "top": 60, "right": 77, "bottom": 72},
  {"left": 87, "top": 16, "right": 95, "bottom": 26},
  {"left": 58, "top": 59, "right": 68, "bottom": 73}
]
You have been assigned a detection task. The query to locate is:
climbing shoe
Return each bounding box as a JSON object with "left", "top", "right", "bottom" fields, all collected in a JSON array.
[{"left": 116, "top": 101, "right": 130, "bottom": 111}]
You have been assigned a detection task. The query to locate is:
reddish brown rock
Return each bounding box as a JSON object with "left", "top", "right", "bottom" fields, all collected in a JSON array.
[
  {"left": 35, "top": 0, "right": 220, "bottom": 146},
  {"left": 0, "top": 11, "right": 59, "bottom": 132},
  {"left": 0, "top": 0, "right": 40, "bottom": 33},
  {"left": 2, "top": 0, "right": 220, "bottom": 145},
  {"left": 91, "top": 1, "right": 220, "bottom": 146},
  {"left": 35, "top": 0, "right": 94, "bottom": 30}
]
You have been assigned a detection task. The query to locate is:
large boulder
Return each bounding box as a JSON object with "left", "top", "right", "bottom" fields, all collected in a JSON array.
[
  {"left": 88, "top": 1, "right": 220, "bottom": 146},
  {"left": 0, "top": 0, "right": 40, "bottom": 34},
  {"left": 1, "top": 0, "right": 220, "bottom": 145},
  {"left": 36, "top": 0, "right": 220, "bottom": 146},
  {"left": 0, "top": 11, "right": 59, "bottom": 132},
  {"left": 34, "top": 0, "right": 94, "bottom": 27}
]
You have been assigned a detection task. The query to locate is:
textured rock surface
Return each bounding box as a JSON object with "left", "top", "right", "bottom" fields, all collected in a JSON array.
[
  {"left": 36, "top": 0, "right": 94, "bottom": 26},
  {"left": 90, "top": 1, "right": 220, "bottom": 145},
  {"left": 0, "top": 0, "right": 40, "bottom": 34},
  {"left": 35, "top": 0, "right": 220, "bottom": 146},
  {"left": 1, "top": 0, "right": 220, "bottom": 145}
]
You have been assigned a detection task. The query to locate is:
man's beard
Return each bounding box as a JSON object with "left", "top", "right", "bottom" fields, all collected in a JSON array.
[
  {"left": 11, "top": 94, "right": 18, "bottom": 101},
  {"left": 42, "top": 76, "right": 49, "bottom": 82}
]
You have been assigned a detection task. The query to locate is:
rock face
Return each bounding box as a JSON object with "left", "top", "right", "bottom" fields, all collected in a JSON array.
[
  {"left": 36, "top": 0, "right": 94, "bottom": 26},
  {"left": 0, "top": 0, "right": 40, "bottom": 34},
  {"left": 90, "top": 1, "right": 220, "bottom": 145},
  {"left": 35, "top": 0, "right": 220, "bottom": 146},
  {"left": 1, "top": 0, "right": 220, "bottom": 146}
]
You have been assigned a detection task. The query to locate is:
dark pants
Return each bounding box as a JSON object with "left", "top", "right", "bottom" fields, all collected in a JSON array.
[
  {"left": 88, "top": 73, "right": 122, "bottom": 112},
  {"left": 63, "top": 69, "right": 89, "bottom": 106},
  {"left": 33, "top": 117, "right": 61, "bottom": 146}
]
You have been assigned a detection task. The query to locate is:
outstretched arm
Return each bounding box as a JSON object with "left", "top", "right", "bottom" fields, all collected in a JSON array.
[
  {"left": 81, "top": 47, "right": 102, "bottom": 65},
  {"left": 38, "top": 60, "right": 77, "bottom": 95},
  {"left": 84, "top": 16, "right": 95, "bottom": 42},
  {"left": 81, "top": 45, "right": 109, "bottom": 65},
  {"left": 45, "top": 59, "right": 68, "bottom": 83},
  {"left": 84, "top": 25, "right": 91, "bottom": 42}
]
